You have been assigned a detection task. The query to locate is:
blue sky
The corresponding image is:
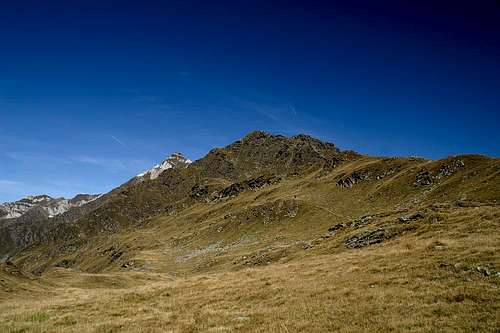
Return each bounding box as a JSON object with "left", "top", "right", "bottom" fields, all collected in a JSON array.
[{"left": 1, "top": 1, "right": 499, "bottom": 202}]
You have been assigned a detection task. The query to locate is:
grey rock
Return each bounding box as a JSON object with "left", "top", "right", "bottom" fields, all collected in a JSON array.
[
  {"left": 345, "top": 228, "right": 391, "bottom": 248},
  {"left": 328, "top": 223, "right": 344, "bottom": 233},
  {"left": 398, "top": 213, "right": 424, "bottom": 223}
]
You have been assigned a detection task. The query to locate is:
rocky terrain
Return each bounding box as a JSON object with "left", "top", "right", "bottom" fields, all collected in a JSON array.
[
  {"left": 0, "top": 131, "right": 498, "bottom": 332},
  {"left": 0, "top": 194, "right": 100, "bottom": 261},
  {"left": 0, "top": 194, "right": 99, "bottom": 220},
  {"left": 133, "top": 152, "right": 192, "bottom": 182}
]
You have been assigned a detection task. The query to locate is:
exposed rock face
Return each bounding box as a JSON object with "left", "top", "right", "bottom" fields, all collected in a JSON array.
[
  {"left": 191, "top": 175, "right": 282, "bottom": 202},
  {"left": 217, "top": 175, "right": 281, "bottom": 199},
  {"left": 336, "top": 158, "right": 407, "bottom": 188},
  {"left": 398, "top": 213, "right": 424, "bottom": 223},
  {"left": 344, "top": 228, "right": 392, "bottom": 248},
  {"left": 415, "top": 159, "right": 465, "bottom": 186},
  {"left": 337, "top": 170, "right": 370, "bottom": 188},
  {"left": 0, "top": 194, "right": 100, "bottom": 220},
  {"left": 0, "top": 194, "right": 100, "bottom": 260},
  {"left": 0, "top": 195, "right": 53, "bottom": 219},
  {"left": 69, "top": 194, "right": 101, "bottom": 206},
  {"left": 134, "top": 152, "right": 192, "bottom": 181}
]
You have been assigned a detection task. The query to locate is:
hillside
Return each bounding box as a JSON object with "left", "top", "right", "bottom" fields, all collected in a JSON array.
[{"left": 0, "top": 131, "right": 499, "bottom": 332}]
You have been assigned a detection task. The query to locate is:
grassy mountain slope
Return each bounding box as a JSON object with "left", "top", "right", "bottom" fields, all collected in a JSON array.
[{"left": 0, "top": 131, "right": 498, "bottom": 332}]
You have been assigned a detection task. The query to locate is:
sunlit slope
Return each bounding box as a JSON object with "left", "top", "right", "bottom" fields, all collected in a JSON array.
[{"left": 1, "top": 132, "right": 498, "bottom": 332}]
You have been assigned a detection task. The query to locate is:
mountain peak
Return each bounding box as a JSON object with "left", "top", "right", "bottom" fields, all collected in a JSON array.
[
  {"left": 241, "top": 130, "right": 276, "bottom": 141},
  {"left": 136, "top": 152, "right": 192, "bottom": 180}
]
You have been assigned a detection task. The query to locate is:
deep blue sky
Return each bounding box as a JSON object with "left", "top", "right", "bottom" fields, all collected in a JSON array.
[{"left": 1, "top": 1, "right": 499, "bottom": 202}]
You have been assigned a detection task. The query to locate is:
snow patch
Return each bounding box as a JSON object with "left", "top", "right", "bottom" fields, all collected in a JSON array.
[{"left": 136, "top": 152, "right": 191, "bottom": 180}]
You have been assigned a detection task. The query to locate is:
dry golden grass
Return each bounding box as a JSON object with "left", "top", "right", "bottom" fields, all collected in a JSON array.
[
  {"left": 1, "top": 155, "right": 499, "bottom": 332},
  {"left": 1, "top": 206, "right": 498, "bottom": 332}
]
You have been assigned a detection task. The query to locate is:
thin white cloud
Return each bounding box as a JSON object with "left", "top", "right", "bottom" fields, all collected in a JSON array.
[
  {"left": 239, "top": 101, "right": 283, "bottom": 123},
  {"left": 236, "top": 100, "right": 310, "bottom": 135},
  {"left": 0, "top": 180, "right": 23, "bottom": 186},
  {"left": 4, "top": 151, "right": 72, "bottom": 164},
  {"left": 70, "top": 156, "right": 151, "bottom": 173},
  {"left": 110, "top": 135, "right": 128, "bottom": 149},
  {"left": 70, "top": 156, "right": 126, "bottom": 170}
]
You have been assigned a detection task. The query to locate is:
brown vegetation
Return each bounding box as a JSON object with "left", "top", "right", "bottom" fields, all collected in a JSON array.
[{"left": 0, "top": 132, "right": 498, "bottom": 332}]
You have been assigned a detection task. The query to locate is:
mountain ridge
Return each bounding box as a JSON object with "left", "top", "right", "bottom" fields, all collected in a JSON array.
[
  {"left": 0, "top": 131, "right": 352, "bottom": 260},
  {"left": 3, "top": 131, "right": 498, "bottom": 267},
  {"left": 1, "top": 130, "right": 499, "bottom": 331},
  {"left": 0, "top": 194, "right": 100, "bottom": 220}
]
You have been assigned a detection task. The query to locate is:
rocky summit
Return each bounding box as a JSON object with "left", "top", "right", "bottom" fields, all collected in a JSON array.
[
  {"left": 0, "top": 131, "right": 499, "bottom": 332},
  {"left": 134, "top": 152, "right": 192, "bottom": 181}
]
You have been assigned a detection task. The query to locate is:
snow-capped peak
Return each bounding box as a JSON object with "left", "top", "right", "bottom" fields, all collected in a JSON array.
[{"left": 136, "top": 152, "right": 192, "bottom": 180}]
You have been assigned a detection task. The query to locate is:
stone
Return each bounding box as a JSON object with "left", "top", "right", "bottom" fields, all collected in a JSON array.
[
  {"left": 345, "top": 228, "right": 391, "bottom": 248},
  {"left": 337, "top": 170, "right": 370, "bottom": 188},
  {"left": 415, "top": 170, "right": 433, "bottom": 186},
  {"left": 55, "top": 259, "right": 75, "bottom": 268},
  {"left": 328, "top": 223, "right": 344, "bottom": 233},
  {"left": 476, "top": 266, "right": 491, "bottom": 276},
  {"left": 398, "top": 213, "right": 424, "bottom": 223}
]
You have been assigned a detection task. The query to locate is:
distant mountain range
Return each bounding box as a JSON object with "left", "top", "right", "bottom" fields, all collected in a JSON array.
[
  {"left": 0, "top": 194, "right": 100, "bottom": 220},
  {"left": 0, "top": 152, "right": 194, "bottom": 260},
  {"left": 0, "top": 153, "right": 193, "bottom": 221}
]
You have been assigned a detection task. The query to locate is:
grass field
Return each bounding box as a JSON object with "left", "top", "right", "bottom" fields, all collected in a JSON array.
[
  {"left": 1, "top": 204, "right": 498, "bottom": 332},
  {"left": 1, "top": 152, "right": 499, "bottom": 332}
]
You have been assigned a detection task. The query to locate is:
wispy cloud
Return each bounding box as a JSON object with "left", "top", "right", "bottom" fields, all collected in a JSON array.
[
  {"left": 236, "top": 100, "right": 310, "bottom": 135},
  {"left": 237, "top": 100, "right": 282, "bottom": 122},
  {"left": 0, "top": 135, "right": 46, "bottom": 149},
  {"left": 71, "top": 156, "right": 126, "bottom": 170},
  {"left": 69, "top": 156, "right": 151, "bottom": 173},
  {"left": 0, "top": 180, "right": 23, "bottom": 187},
  {"left": 4, "top": 151, "right": 72, "bottom": 164},
  {"left": 3, "top": 149, "right": 150, "bottom": 174},
  {"left": 110, "top": 135, "right": 128, "bottom": 149}
]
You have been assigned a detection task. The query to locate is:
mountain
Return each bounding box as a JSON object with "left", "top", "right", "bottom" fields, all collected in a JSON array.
[
  {"left": 0, "top": 152, "right": 192, "bottom": 260},
  {"left": 0, "top": 194, "right": 100, "bottom": 261},
  {"left": 0, "top": 131, "right": 498, "bottom": 332},
  {"left": 134, "top": 152, "right": 192, "bottom": 181},
  {"left": 0, "top": 194, "right": 100, "bottom": 220},
  {"left": 2, "top": 132, "right": 350, "bottom": 259}
]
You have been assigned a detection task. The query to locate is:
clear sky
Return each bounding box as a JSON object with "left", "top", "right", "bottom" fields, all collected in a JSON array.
[{"left": 1, "top": 1, "right": 499, "bottom": 202}]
